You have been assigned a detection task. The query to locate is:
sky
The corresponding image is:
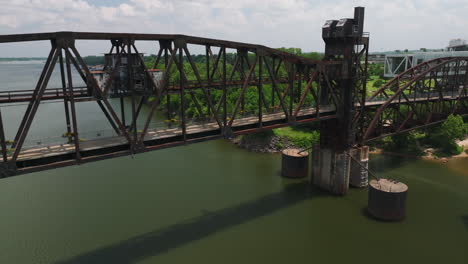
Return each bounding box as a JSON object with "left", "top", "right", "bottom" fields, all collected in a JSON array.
[{"left": 0, "top": 0, "right": 467, "bottom": 57}]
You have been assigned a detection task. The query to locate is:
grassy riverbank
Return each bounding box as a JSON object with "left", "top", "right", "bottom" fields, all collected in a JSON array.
[
  {"left": 232, "top": 124, "right": 319, "bottom": 153},
  {"left": 235, "top": 115, "right": 468, "bottom": 158}
]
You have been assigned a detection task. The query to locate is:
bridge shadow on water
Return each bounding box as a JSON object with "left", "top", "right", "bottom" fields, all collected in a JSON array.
[
  {"left": 55, "top": 182, "right": 326, "bottom": 264},
  {"left": 462, "top": 215, "right": 468, "bottom": 231}
]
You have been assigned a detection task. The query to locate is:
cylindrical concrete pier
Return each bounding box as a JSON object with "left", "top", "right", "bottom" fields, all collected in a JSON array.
[
  {"left": 368, "top": 179, "right": 408, "bottom": 221},
  {"left": 281, "top": 148, "right": 309, "bottom": 178}
]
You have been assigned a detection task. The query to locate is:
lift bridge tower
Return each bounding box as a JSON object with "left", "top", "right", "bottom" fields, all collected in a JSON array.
[{"left": 311, "top": 7, "right": 370, "bottom": 195}]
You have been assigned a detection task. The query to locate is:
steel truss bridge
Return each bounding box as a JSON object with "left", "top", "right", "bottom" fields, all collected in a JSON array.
[{"left": 0, "top": 30, "right": 467, "bottom": 177}]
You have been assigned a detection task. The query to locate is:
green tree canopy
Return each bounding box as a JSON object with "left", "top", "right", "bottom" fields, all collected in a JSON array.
[
  {"left": 430, "top": 114, "right": 468, "bottom": 155},
  {"left": 439, "top": 114, "right": 468, "bottom": 141}
]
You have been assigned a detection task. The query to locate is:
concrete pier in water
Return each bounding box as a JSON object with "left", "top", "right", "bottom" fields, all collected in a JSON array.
[{"left": 311, "top": 146, "right": 369, "bottom": 195}]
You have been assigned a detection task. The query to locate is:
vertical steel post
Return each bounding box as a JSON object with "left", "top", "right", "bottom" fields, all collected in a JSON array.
[
  {"left": 179, "top": 47, "right": 187, "bottom": 142},
  {"left": 165, "top": 48, "right": 171, "bottom": 122},
  {"left": 258, "top": 54, "right": 263, "bottom": 127},
  {"left": 240, "top": 52, "right": 245, "bottom": 115},
  {"left": 59, "top": 50, "right": 72, "bottom": 142},
  {"left": 223, "top": 47, "right": 227, "bottom": 133},
  {"left": 0, "top": 109, "right": 7, "bottom": 162},
  {"left": 65, "top": 48, "right": 81, "bottom": 161},
  {"left": 206, "top": 46, "right": 211, "bottom": 117},
  {"left": 206, "top": 46, "right": 210, "bottom": 83},
  {"left": 128, "top": 40, "right": 137, "bottom": 144},
  {"left": 317, "top": 70, "right": 322, "bottom": 118},
  {"left": 272, "top": 58, "right": 275, "bottom": 109},
  {"left": 360, "top": 43, "right": 369, "bottom": 138},
  {"left": 289, "top": 63, "right": 294, "bottom": 120},
  {"left": 114, "top": 43, "right": 121, "bottom": 97}
]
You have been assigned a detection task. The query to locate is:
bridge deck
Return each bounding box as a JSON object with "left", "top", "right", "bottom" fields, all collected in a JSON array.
[{"left": 13, "top": 105, "right": 336, "bottom": 163}]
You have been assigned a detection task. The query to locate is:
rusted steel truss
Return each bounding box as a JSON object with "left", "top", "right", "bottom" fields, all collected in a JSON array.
[
  {"left": 1, "top": 31, "right": 466, "bottom": 176},
  {"left": 361, "top": 57, "right": 468, "bottom": 142},
  {"left": 0, "top": 32, "right": 342, "bottom": 176}
]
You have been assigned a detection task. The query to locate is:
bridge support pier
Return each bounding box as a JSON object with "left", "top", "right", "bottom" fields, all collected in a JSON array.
[
  {"left": 311, "top": 145, "right": 369, "bottom": 195},
  {"left": 311, "top": 146, "right": 350, "bottom": 195}
]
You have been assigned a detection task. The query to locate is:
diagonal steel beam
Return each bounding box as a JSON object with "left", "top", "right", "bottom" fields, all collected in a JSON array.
[
  {"left": 12, "top": 46, "right": 56, "bottom": 148},
  {"left": 0, "top": 109, "right": 7, "bottom": 162},
  {"left": 293, "top": 70, "right": 318, "bottom": 117},
  {"left": 209, "top": 47, "right": 223, "bottom": 80},
  {"left": 152, "top": 47, "right": 164, "bottom": 69},
  {"left": 170, "top": 49, "right": 205, "bottom": 118},
  {"left": 263, "top": 56, "right": 289, "bottom": 119},
  {"left": 183, "top": 46, "right": 223, "bottom": 128},
  {"left": 102, "top": 51, "right": 124, "bottom": 97},
  {"left": 228, "top": 55, "right": 258, "bottom": 127},
  {"left": 138, "top": 47, "right": 177, "bottom": 143},
  {"left": 12, "top": 47, "right": 59, "bottom": 161},
  {"left": 68, "top": 46, "right": 132, "bottom": 145},
  {"left": 228, "top": 55, "right": 240, "bottom": 82}
]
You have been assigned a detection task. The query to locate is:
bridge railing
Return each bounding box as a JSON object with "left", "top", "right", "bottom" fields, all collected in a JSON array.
[
  {"left": 365, "top": 90, "right": 464, "bottom": 103},
  {"left": 0, "top": 86, "right": 89, "bottom": 102}
]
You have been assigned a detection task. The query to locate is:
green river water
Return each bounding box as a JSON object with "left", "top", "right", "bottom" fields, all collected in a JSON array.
[{"left": 0, "top": 62, "right": 467, "bottom": 264}]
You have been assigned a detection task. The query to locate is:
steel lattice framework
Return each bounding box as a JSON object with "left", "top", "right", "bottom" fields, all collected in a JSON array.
[
  {"left": 0, "top": 32, "right": 351, "bottom": 175},
  {"left": 0, "top": 30, "right": 466, "bottom": 176},
  {"left": 360, "top": 57, "right": 468, "bottom": 142}
]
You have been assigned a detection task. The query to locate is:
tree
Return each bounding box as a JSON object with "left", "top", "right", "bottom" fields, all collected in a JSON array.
[
  {"left": 432, "top": 114, "right": 468, "bottom": 155},
  {"left": 368, "top": 63, "right": 384, "bottom": 78},
  {"left": 389, "top": 131, "right": 423, "bottom": 155},
  {"left": 373, "top": 79, "right": 386, "bottom": 88},
  {"left": 440, "top": 114, "right": 467, "bottom": 141}
]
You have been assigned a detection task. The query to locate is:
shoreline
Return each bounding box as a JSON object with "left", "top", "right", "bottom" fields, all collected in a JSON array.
[
  {"left": 368, "top": 137, "right": 468, "bottom": 163},
  {"left": 233, "top": 133, "right": 468, "bottom": 162}
]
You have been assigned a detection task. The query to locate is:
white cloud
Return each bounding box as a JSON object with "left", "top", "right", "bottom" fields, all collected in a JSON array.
[
  {"left": 0, "top": 0, "right": 467, "bottom": 56},
  {"left": 119, "top": 3, "right": 136, "bottom": 16}
]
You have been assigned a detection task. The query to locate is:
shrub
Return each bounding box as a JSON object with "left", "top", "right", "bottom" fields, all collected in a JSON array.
[
  {"left": 429, "top": 114, "right": 467, "bottom": 156},
  {"left": 275, "top": 141, "right": 284, "bottom": 149}
]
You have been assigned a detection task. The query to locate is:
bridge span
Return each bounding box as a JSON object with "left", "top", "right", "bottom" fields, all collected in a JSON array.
[{"left": 0, "top": 7, "right": 467, "bottom": 195}]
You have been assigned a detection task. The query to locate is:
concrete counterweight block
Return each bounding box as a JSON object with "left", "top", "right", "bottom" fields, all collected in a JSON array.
[
  {"left": 281, "top": 148, "right": 309, "bottom": 178},
  {"left": 368, "top": 179, "right": 408, "bottom": 221},
  {"left": 311, "top": 147, "right": 350, "bottom": 195}
]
